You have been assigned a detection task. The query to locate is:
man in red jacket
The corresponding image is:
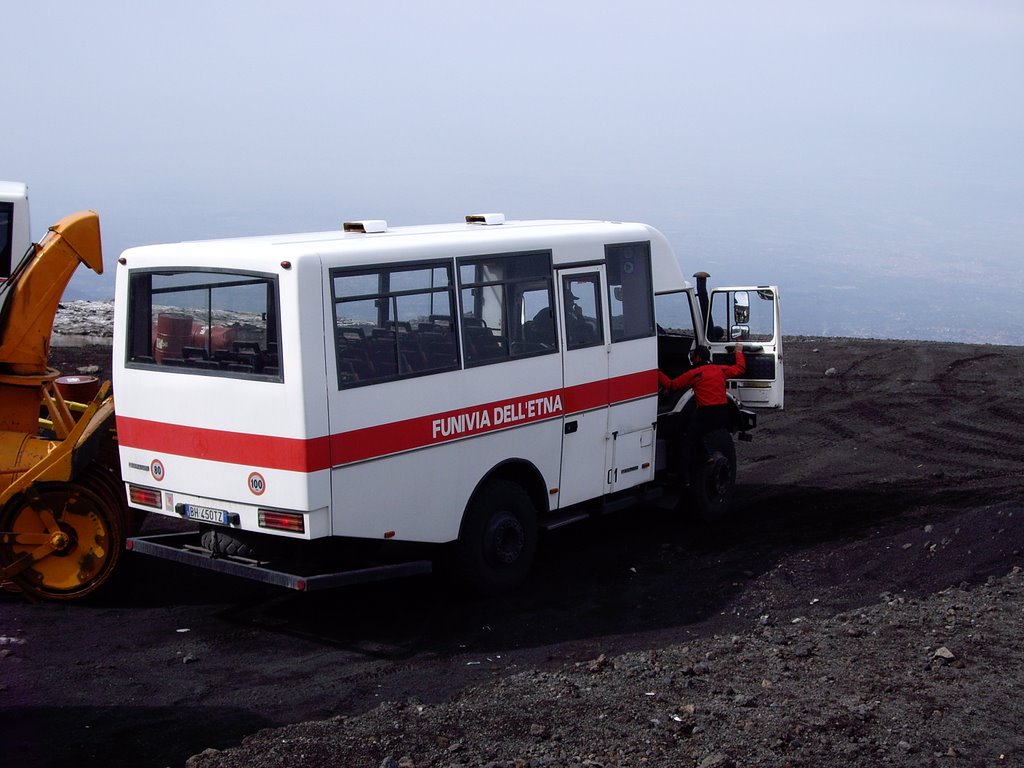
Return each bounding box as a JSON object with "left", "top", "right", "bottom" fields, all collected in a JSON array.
[{"left": 659, "top": 344, "right": 746, "bottom": 472}]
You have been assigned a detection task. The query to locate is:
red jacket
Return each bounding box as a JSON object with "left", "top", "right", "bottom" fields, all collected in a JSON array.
[{"left": 658, "top": 348, "right": 745, "bottom": 407}]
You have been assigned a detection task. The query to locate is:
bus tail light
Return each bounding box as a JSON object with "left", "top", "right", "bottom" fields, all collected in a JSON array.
[
  {"left": 129, "top": 485, "right": 162, "bottom": 509},
  {"left": 258, "top": 509, "right": 305, "bottom": 533}
]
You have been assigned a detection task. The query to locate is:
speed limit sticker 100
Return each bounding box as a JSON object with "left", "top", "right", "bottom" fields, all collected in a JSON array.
[{"left": 247, "top": 472, "right": 266, "bottom": 496}]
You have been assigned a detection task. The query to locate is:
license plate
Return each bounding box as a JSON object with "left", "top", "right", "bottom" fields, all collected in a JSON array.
[{"left": 182, "top": 504, "right": 230, "bottom": 526}]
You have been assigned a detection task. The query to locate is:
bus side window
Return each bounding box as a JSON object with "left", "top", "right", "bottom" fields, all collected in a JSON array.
[
  {"left": 605, "top": 241, "right": 655, "bottom": 343},
  {"left": 332, "top": 262, "right": 458, "bottom": 388},
  {"left": 520, "top": 284, "right": 556, "bottom": 351},
  {"left": 654, "top": 290, "right": 699, "bottom": 378},
  {"left": 562, "top": 274, "right": 603, "bottom": 350},
  {"left": 458, "top": 250, "right": 555, "bottom": 366}
]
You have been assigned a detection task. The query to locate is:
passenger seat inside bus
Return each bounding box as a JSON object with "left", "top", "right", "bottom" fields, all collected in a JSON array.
[{"left": 464, "top": 325, "right": 508, "bottom": 362}]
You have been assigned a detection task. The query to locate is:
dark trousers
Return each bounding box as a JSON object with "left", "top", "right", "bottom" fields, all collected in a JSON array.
[
  {"left": 682, "top": 404, "right": 729, "bottom": 478},
  {"left": 694, "top": 404, "right": 729, "bottom": 437}
]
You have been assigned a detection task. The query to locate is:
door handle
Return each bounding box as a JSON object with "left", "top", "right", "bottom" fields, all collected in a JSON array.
[{"left": 564, "top": 421, "right": 578, "bottom": 435}]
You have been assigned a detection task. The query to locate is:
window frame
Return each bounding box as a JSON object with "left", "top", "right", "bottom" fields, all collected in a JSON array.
[
  {"left": 561, "top": 271, "right": 606, "bottom": 351},
  {"left": 457, "top": 249, "right": 558, "bottom": 368},
  {"left": 125, "top": 267, "right": 284, "bottom": 382},
  {"left": 604, "top": 241, "right": 656, "bottom": 343},
  {"left": 654, "top": 289, "right": 700, "bottom": 338},
  {"left": 708, "top": 287, "right": 778, "bottom": 344},
  {"left": 330, "top": 258, "right": 459, "bottom": 389}
]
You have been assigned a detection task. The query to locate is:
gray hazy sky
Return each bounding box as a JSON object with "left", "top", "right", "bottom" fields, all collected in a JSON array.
[{"left": 6, "top": 1, "right": 1023, "bottom": 341}]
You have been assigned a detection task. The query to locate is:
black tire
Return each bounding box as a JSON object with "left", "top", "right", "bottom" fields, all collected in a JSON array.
[
  {"left": 77, "top": 463, "right": 145, "bottom": 537},
  {"left": 200, "top": 527, "right": 263, "bottom": 559},
  {"left": 453, "top": 479, "right": 538, "bottom": 595},
  {"left": 0, "top": 481, "right": 124, "bottom": 601},
  {"left": 684, "top": 429, "right": 736, "bottom": 524}
]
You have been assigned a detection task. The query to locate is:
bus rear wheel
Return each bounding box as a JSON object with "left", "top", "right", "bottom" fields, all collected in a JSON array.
[{"left": 454, "top": 479, "right": 538, "bottom": 595}]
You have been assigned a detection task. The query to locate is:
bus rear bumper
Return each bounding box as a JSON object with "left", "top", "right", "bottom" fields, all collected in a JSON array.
[{"left": 126, "top": 532, "right": 433, "bottom": 591}]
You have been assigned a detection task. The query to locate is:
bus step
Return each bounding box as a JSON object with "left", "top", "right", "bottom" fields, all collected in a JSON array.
[
  {"left": 539, "top": 510, "right": 592, "bottom": 531},
  {"left": 601, "top": 485, "right": 667, "bottom": 514}
]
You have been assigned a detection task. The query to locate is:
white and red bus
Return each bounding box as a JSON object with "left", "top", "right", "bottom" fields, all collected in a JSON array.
[{"left": 115, "top": 215, "right": 782, "bottom": 593}]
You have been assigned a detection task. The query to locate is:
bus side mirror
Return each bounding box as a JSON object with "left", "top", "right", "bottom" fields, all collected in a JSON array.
[{"left": 733, "top": 291, "right": 750, "bottom": 324}]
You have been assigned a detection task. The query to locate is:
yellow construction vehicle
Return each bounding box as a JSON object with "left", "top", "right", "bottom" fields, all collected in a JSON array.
[{"left": 0, "top": 189, "right": 133, "bottom": 600}]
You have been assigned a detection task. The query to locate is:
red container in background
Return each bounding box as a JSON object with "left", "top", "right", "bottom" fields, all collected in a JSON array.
[
  {"left": 194, "top": 324, "right": 237, "bottom": 354},
  {"left": 55, "top": 375, "right": 101, "bottom": 404}
]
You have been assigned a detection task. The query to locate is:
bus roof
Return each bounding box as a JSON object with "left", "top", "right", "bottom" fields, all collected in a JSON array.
[
  {"left": 120, "top": 217, "right": 690, "bottom": 292},
  {"left": 0, "top": 181, "right": 28, "bottom": 202}
]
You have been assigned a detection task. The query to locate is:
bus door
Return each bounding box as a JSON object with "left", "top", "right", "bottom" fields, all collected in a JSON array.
[
  {"left": 603, "top": 242, "right": 658, "bottom": 493},
  {"left": 707, "top": 286, "right": 785, "bottom": 409},
  {"left": 555, "top": 266, "right": 610, "bottom": 507}
]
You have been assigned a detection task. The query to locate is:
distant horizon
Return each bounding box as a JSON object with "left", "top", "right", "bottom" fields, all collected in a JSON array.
[{"left": 55, "top": 197, "right": 1022, "bottom": 346}]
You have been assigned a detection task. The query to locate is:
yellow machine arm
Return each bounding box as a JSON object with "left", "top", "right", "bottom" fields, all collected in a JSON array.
[
  {"left": 0, "top": 209, "right": 132, "bottom": 601},
  {"left": 0, "top": 211, "right": 103, "bottom": 375}
]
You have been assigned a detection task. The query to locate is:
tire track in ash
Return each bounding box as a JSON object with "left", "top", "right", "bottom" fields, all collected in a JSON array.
[
  {"left": 909, "top": 349, "right": 1024, "bottom": 484},
  {"left": 838, "top": 343, "right": 983, "bottom": 397},
  {"left": 989, "top": 403, "right": 1024, "bottom": 427},
  {"left": 873, "top": 395, "right": 1020, "bottom": 453},
  {"left": 938, "top": 351, "right": 1012, "bottom": 384},
  {"left": 737, "top": 350, "right": 1022, "bottom": 550},
  {"left": 838, "top": 344, "right": 934, "bottom": 390},
  {"left": 773, "top": 342, "right": 1024, "bottom": 495},
  {"left": 751, "top": 393, "right": 913, "bottom": 487}
]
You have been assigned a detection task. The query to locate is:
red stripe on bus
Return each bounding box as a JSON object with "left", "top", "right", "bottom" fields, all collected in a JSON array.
[
  {"left": 116, "top": 416, "right": 333, "bottom": 473},
  {"left": 330, "top": 386, "right": 567, "bottom": 465},
  {"left": 331, "top": 370, "right": 656, "bottom": 464},
  {"left": 117, "top": 370, "right": 658, "bottom": 471},
  {"left": 611, "top": 368, "right": 660, "bottom": 402}
]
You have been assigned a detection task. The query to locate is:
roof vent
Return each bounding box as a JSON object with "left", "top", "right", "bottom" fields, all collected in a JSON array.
[
  {"left": 466, "top": 213, "right": 505, "bottom": 226},
  {"left": 344, "top": 220, "right": 388, "bottom": 234}
]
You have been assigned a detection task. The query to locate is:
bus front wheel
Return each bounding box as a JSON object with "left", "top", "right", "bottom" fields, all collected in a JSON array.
[
  {"left": 454, "top": 479, "right": 538, "bottom": 595},
  {"left": 685, "top": 430, "right": 736, "bottom": 524}
]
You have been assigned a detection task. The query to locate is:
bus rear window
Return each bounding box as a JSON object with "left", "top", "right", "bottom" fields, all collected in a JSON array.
[{"left": 126, "top": 270, "right": 282, "bottom": 380}]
